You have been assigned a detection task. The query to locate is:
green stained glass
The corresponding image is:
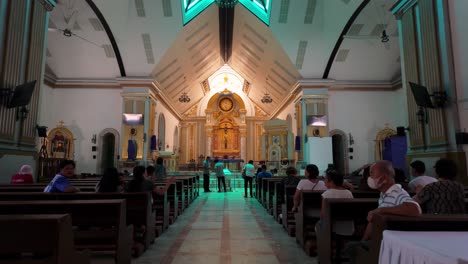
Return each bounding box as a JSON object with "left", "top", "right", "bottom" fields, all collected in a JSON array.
[
  {"left": 181, "top": 0, "right": 215, "bottom": 25},
  {"left": 239, "top": 0, "right": 271, "bottom": 26}
]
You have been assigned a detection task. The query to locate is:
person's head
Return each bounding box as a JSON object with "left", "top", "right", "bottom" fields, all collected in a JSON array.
[
  {"left": 146, "top": 165, "right": 155, "bottom": 177},
  {"left": 410, "top": 160, "right": 426, "bottom": 177},
  {"left": 156, "top": 157, "right": 163, "bottom": 165},
  {"left": 394, "top": 168, "right": 406, "bottom": 183},
  {"left": 214, "top": 159, "right": 219, "bottom": 163},
  {"left": 133, "top": 166, "right": 146, "bottom": 181},
  {"left": 19, "top": 165, "right": 33, "bottom": 175},
  {"left": 368, "top": 160, "right": 395, "bottom": 191},
  {"left": 434, "top": 158, "right": 457, "bottom": 180},
  {"left": 325, "top": 169, "right": 344, "bottom": 188},
  {"left": 305, "top": 164, "right": 319, "bottom": 180},
  {"left": 99, "top": 167, "right": 120, "bottom": 192},
  {"left": 248, "top": 160, "right": 253, "bottom": 164},
  {"left": 261, "top": 164, "right": 267, "bottom": 171},
  {"left": 206, "top": 156, "right": 210, "bottom": 161},
  {"left": 59, "top": 160, "right": 75, "bottom": 178},
  {"left": 286, "top": 167, "right": 297, "bottom": 177}
]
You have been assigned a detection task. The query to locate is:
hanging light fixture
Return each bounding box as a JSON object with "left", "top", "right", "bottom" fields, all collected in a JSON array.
[
  {"left": 178, "top": 77, "right": 191, "bottom": 103},
  {"left": 215, "top": 0, "right": 239, "bottom": 8},
  {"left": 261, "top": 78, "right": 273, "bottom": 104}
]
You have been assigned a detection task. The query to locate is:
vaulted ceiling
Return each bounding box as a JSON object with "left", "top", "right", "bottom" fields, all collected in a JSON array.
[{"left": 45, "top": 0, "right": 401, "bottom": 117}]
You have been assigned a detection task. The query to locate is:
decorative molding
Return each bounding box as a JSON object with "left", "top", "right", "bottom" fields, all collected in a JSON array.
[{"left": 391, "top": 0, "right": 418, "bottom": 19}]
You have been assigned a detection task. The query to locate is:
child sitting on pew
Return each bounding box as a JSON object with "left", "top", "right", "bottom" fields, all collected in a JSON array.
[
  {"left": 44, "top": 160, "right": 80, "bottom": 193},
  {"left": 317, "top": 170, "right": 354, "bottom": 234}
]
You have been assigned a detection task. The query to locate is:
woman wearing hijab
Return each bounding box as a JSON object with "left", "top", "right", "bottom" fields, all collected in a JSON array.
[{"left": 10, "top": 165, "right": 34, "bottom": 184}]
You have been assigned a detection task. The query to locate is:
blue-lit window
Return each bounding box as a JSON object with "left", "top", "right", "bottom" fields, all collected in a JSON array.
[
  {"left": 239, "top": 0, "right": 272, "bottom": 26},
  {"left": 181, "top": 0, "right": 215, "bottom": 25}
]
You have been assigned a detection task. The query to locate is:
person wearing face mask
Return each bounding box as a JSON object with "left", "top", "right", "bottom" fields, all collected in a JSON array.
[{"left": 345, "top": 160, "right": 421, "bottom": 264}]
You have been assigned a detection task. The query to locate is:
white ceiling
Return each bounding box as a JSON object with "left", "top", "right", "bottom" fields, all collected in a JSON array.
[{"left": 45, "top": 0, "right": 401, "bottom": 115}]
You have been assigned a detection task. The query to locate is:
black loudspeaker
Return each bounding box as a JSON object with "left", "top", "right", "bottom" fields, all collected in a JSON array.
[
  {"left": 397, "top": 126, "right": 406, "bottom": 136},
  {"left": 456, "top": 132, "right": 468, "bottom": 145},
  {"left": 36, "top": 126, "right": 47, "bottom": 137}
]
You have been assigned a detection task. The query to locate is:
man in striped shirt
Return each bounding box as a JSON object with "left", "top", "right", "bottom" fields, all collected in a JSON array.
[
  {"left": 346, "top": 161, "right": 421, "bottom": 263},
  {"left": 362, "top": 160, "right": 421, "bottom": 240}
]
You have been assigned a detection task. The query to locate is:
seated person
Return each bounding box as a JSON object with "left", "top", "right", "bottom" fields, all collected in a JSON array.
[
  {"left": 280, "top": 166, "right": 301, "bottom": 191},
  {"left": 394, "top": 168, "right": 409, "bottom": 191},
  {"left": 316, "top": 170, "right": 354, "bottom": 244},
  {"left": 256, "top": 165, "right": 272, "bottom": 179},
  {"left": 44, "top": 160, "right": 80, "bottom": 193},
  {"left": 126, "top": 166, "right": 155, "bottom": 193},
  {"left": 292, "top": 164, "right": 327, "bottom": 212},
  {"left": 346, "top": 161, "right": 421, "bottom": 264},
  {"left": 10, "top": 165, "right": 34, "bottom": 184},
  {"left": 351, "top": 164, "right": 372, "bottom": 191},
  {"left": 414, "top": 158, "right": 465, "bottom": 214},
  {"left": 155, "top": 157, "right": 168, "bottom": 179},
  {"left": 408, "top": 160, "right": 437, "bottom": 193},
  {"left": 96, "top": 167, "right": 124, "bottom": 193}
]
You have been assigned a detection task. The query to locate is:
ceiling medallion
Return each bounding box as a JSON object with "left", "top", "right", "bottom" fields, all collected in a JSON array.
[
  {"left": 261, "top": 93, "right": 273, "bottom": 104},
  {"left": 178, "top": 92, "right": 191, "bottom": 103},
  {"left": 215, "top": 0, "right": 239, "bottom": 8}
]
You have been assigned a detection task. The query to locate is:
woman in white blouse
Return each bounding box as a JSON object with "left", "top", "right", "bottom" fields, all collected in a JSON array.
[{"left": 292, "top": 164, "right": 327, "bottom": 212}]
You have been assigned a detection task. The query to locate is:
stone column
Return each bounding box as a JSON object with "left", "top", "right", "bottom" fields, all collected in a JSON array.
[
  {"left": 392, "top": 0, "right": 466, "bottom": 182},
  {"left": 240, "top": 128, "right": 247, "bottom": 162}
]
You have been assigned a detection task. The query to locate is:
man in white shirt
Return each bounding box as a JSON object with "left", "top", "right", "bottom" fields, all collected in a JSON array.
[
  {"left": 242, "top": 160, "right": 256, "bottom": 197},
  {"left": 408, "top": 160, "right": 437, "bottom": 193}
]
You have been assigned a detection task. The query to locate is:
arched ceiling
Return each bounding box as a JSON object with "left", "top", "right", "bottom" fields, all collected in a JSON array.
[{"left": 45, "top": 0, "right": 401, "bottom": 116}]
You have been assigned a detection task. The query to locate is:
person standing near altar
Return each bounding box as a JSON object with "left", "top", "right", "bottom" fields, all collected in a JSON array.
[
  {"left": 203, "top": 156, "right": 212, "bottom": 192},
  {"left": 242, "top": 160, "right": 255, "bottom": 197},
  {"left": 214, "top": 159, "right": 226, "bottom": 192}
]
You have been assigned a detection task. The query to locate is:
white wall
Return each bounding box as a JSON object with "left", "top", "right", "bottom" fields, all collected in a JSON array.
[
  {"left": 449, "top": 0, "right": 468, "bottom": 165},
  {"left": 38, "top": 85, "right": 123, "bottom": 174},
  {"left": 328, "top": 89, "right": 406, "bottom": 172},
  {"left": 276, "top": 100, "right": 298, "bottom": 134},
  {"left": 154, "top": 103, "right": 180, "bottom": 153}
]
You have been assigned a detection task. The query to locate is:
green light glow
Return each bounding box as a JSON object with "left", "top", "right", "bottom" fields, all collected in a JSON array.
[
  {"left": 181, "top": 0, "right": 215, "bottom": 25},
  {"left": 239, "top": 0, "right": 271, "bottom": 26}
]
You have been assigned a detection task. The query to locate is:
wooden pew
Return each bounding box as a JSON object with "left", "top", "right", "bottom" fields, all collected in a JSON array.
[
  {"left": 295, "top": 191, "right": 325, "bottom": 249},
  {"left": 317, "top": 198, "right": 379, "bottom": 264},
  {"left": 0, "top": 186, "right": 97, "bottom": 192},
  {"left": 265, "top": 178, "right": 283, "bottom": 214},
  {"left": 0, "top": 199, "right": 132, "bottom": 264},
  {"left": 152, "top": 189, "right": 169, "bottom": 235},
  {"left": 281, "top": 185, "right": 297, "bottom": 236},
  {"left": 356, "top": 214, "right": 468, "bottom": 264},
  {"left": 272, "top": 182, "right": 284, "bottom": 222},
  {"left": 0, "top": 192, "right": 154, "bottom": 249},
  {"left": 0, "top": 214, "right": 90, "bottom": 264}
]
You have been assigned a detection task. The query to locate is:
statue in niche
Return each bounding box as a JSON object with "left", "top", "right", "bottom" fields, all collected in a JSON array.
[{"left": 47, "top": 121, "right": 75, "bottom": 160}]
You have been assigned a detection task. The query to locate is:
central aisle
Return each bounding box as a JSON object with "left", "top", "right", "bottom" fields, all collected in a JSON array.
[{"left": 134, "top": 191, "right": 317, "bottom": 264}]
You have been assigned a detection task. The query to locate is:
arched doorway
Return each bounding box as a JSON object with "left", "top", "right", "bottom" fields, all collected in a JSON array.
[
  {"left": 96, "top": 128, "right": 120, "bottom": 174},
  {"left": 158, "top": 114, "right": 166, "bottom": 151},
  {"left": 329, "top": 129, "right": 349, "bottom": 175}
]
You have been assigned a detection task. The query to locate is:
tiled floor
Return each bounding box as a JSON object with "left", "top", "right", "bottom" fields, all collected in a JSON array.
[{"left": 93, "top": 190, "right": 316, "bottom": 264}]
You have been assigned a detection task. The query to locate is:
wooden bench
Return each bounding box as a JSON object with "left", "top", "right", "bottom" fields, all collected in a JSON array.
[
  {"left": 152, "top": 189, "right": 170, "bottom": 235},
  {"left": 265, "top": 178, "right": 283, "bottom": 214},
  {"left": 272, "top": 182, "right": 284, "bottom": 222},
  {"left": 0, "top": 192, "right": 154, "bottom": 250},
  {"left": 0, "top": 186, "right": 97, "bottom": 192},
  {"left": 317, "top": 198, "right": 379, "bottom": 264},
  {"left": 356, "top": 214, "right": 468, "bottom": 264},
  {"left": 281, "top": 185, "right": 298, "bottom": 236},
  {"left": 0, "top": 214, "right": 90, "bottom": 264},
  {"left": 295, "top": 191, "right": 325, "bottom": 249},
  {"left": 0, "top": 199, "right": 132, "bottom": 264}
]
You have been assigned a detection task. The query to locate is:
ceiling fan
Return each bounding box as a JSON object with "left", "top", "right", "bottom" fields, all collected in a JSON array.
[
  {"left": 48, "top": 0, "right": 101, "bottom": 48},
  {"left": 343, "top": 29, "right": 393, "bottom": 50}
]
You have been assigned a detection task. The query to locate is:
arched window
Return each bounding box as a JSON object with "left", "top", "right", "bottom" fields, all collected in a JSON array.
[{"left": 158, "top": 114, "right": 166, "bottom": 151}]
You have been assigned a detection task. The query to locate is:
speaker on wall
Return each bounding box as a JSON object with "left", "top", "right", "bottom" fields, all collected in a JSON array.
[{"left": 456, "top": 132, "right": 468, "bottom": 145}]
